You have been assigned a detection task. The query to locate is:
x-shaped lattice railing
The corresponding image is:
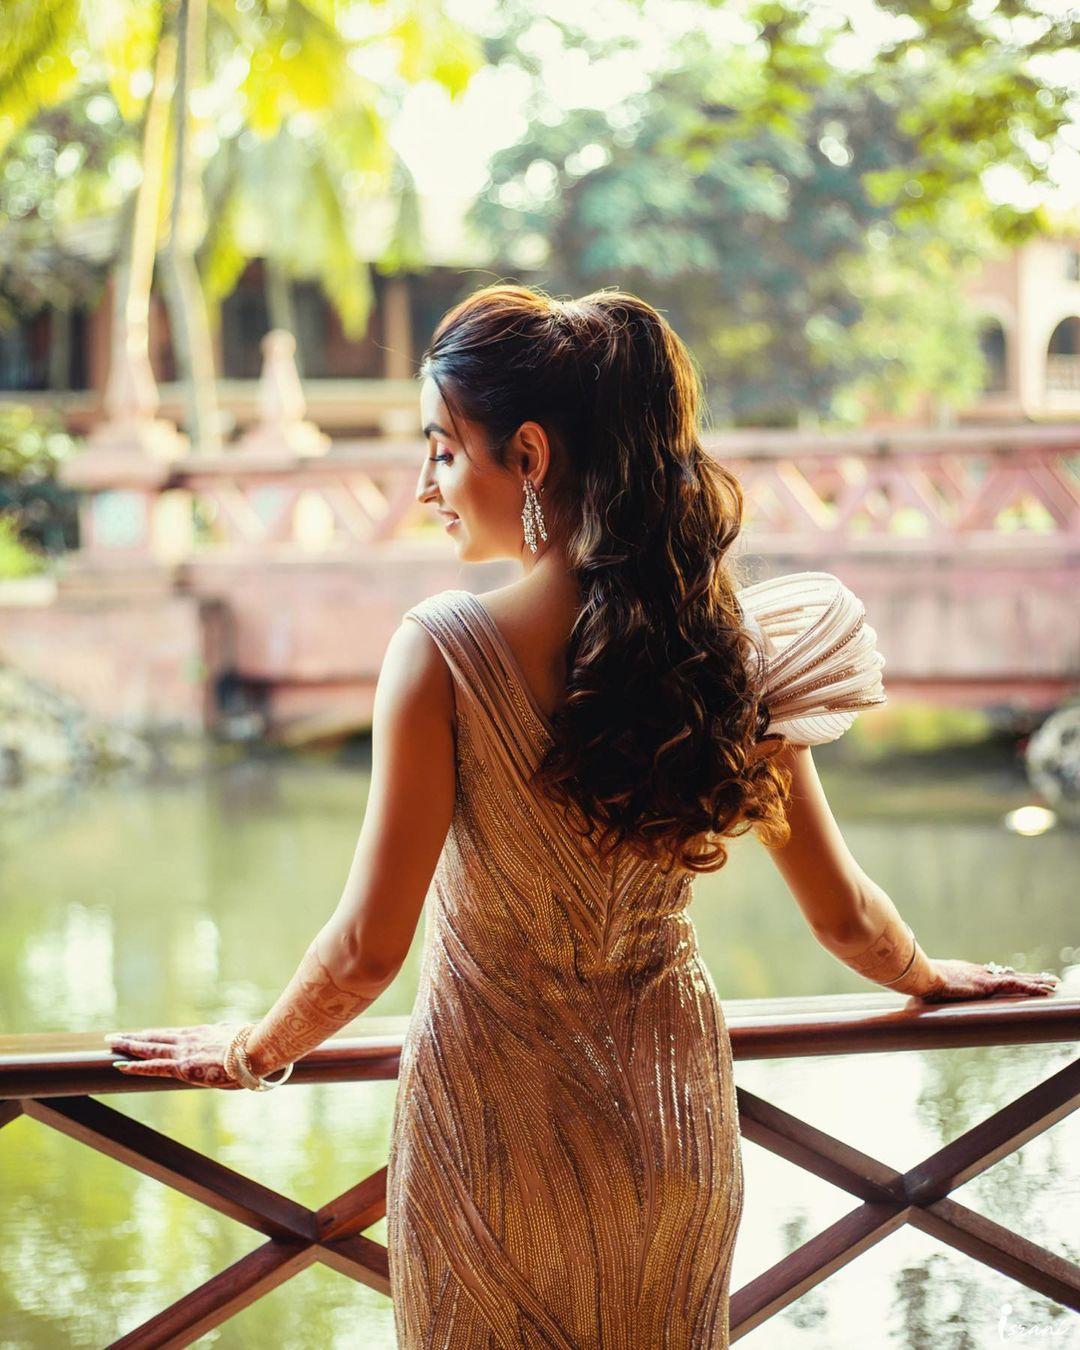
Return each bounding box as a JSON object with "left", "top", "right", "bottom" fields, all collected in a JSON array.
[
  {"left": 731, "top": 1057, "right": 1080, "bottom": 1339},
  {"left": 4, "top": 1092, "right": 392, "bottom": 1347},
  {"left": 3, "top": 995, "right": 1078, "bottom": 1348}
]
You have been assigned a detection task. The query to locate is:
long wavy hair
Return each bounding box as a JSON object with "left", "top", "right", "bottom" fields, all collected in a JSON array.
[{"left": 420, "top": 283, "right": 792, "bottom": 875}]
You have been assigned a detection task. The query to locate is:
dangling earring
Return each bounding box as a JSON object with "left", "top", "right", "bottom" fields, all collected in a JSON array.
[{"left": 522, "top": 478, "right": 548, "bottom": 553}]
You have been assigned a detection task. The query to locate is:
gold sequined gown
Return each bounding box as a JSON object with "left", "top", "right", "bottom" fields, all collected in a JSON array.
[{"left": 387, "top": 574, "right": 886, "bottom": 1348}]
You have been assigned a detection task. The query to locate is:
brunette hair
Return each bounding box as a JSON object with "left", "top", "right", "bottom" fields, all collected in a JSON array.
[{"left": 420, "top": 283, "right": 791, "bottom": 874}]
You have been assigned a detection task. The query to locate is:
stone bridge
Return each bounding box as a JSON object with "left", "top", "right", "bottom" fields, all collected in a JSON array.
[{"left": 1, "top": 421, "right": 1077, "bottom": 741}]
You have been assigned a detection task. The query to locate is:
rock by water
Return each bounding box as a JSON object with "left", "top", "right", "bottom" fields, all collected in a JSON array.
[{"left": 0, "top": 666, "right": 156, "bottom": 788}]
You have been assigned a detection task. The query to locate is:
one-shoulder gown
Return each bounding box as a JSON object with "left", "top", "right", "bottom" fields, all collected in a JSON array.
[{"left": 386, "top": 572, "right": 887, "bottom": 1348}]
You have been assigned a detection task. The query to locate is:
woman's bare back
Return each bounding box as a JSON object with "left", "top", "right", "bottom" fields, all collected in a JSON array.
[{"left": 473, "top": 576, "right": 580, "bottom": 724}]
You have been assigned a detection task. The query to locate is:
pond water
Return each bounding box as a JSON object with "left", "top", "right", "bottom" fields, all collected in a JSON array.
[{"left": 1, "top": 743, "right": 1077, "bottom": 1348}]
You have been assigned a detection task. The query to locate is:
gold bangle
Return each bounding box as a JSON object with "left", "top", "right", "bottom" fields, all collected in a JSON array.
[
  {"left": 223, "top": 1023, "right": 260, "bottom": 1088},
  {"left": 225, "top": 1023, "right": 295, "bottom": 1092},
  {"left": 880, "top": 925, "right": 918, "bottom": 986}
]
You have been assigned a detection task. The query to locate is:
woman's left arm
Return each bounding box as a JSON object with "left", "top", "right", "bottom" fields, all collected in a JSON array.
[{"left": 106, "top": 618, "right": 457, "bottom": 1085}]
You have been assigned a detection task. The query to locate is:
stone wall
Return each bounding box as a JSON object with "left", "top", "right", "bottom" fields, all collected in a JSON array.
[{"left": 0, "top": 587, "right": 231, "bottom": 734}]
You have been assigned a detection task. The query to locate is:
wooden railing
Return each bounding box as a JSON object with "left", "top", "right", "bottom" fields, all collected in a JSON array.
[{"left": 2, "top": 992, "right": 1078, "bottom": 1347}]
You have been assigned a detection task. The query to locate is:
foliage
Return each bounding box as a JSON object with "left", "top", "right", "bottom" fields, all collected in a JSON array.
[
  {"left": 192, "top": 0, "right": 472, "bottom": 337},
  {"left": 470, "top": 0, "right": 1078, "bottom": 425},
  {"left": 1, "top": 0, "right": 485, "bottom": 342},
  {"left": 2, "top": 0, "right": 1076, "bottom": 421},
  {"left": 0, "top": 86, "right": 130, "bottom": 325},
  {"left": 821, "top": 215, "right": 991, "bottom": 422},
  {"left": 0, "top": 0, "right": 82, "bottom": 157},
  {"left": 705, "top": 0, "right": 1075, "bottom": 237},
  {"left": 0, "top": 513, "right": 46, "bottom": 577},
  {"left": 0, "top": 403, "right": 80, "bottom": 557}
]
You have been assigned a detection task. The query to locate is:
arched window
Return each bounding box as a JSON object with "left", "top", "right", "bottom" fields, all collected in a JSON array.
[
  {"left": 978, "top": 317, "right": 1008, "bottom": 393},
  {"left": 1046, "top": 316, "right": 1080, "bottom": 393}
]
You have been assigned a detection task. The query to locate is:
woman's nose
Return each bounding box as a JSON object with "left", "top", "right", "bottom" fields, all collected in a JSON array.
[{"left": 415, "top": 465, "right": 437, "bottom": 504}]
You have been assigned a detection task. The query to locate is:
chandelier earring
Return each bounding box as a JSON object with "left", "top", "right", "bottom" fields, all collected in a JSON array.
[{"left": 522, "top": 478, "right": 548, "bottom": 553}]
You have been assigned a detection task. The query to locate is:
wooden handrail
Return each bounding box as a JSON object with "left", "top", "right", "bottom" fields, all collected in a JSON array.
[
  {"left": 2, "top": 992, "right": 1077, "bottom": 1099},
  {"left": 4, "top": 992, "right": 1077, "bottom": 1346}
]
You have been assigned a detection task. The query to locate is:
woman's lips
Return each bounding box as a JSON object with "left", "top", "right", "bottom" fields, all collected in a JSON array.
[{"left": 439, "top": 512, "right": 459, "bottom": 529}]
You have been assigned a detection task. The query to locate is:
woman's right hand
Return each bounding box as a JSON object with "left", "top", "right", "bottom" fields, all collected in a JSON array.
[{"left": 915, "top": 959, "right": 1061, "bottom": 1004}]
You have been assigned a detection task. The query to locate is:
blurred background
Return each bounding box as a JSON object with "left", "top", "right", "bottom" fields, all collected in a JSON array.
[{"left": 1, "top": 0, "right": 1078, "bottom": 1346}]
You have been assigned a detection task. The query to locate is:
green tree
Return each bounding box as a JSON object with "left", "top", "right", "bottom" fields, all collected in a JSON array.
[
  {"left": 1, "top": 1, "right": 483, "bottom": 443},
  {"left": 470, "top": 1, "right": 1077, "bottom": 425},
  {"left": 0, "top": 402, "right": 79, "bottom": 575},
  {"left": 0, "top": 92, "right": 122, "bottom": 337},
  {"left": 193, "top": 0, "right": 479, "bottom": 361}
]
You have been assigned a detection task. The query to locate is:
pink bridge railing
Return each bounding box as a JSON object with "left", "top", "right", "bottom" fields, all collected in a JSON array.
[{"left": 61, "top": 424, "right": 1080, "bottom": 561}]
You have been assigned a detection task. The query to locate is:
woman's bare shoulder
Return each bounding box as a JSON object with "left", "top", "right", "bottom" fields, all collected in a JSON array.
[
  {"left": 474, "top": 579, "right": 577, "bottom": 716},
  {"left": 476, "top": 578, "right": 578, "bottom": 638},
  {"left": 381, "top": 617, "right": 456, "bottom": 721}
]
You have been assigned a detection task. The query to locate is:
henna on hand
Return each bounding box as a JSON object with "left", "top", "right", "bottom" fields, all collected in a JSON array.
[
  {"left": 105, "top": 1023, "right": 246, "bottom": 1088},
  {"left": 105, "top": 930, "right": 394, "bottom": 1089},
  {"left": 915, "top": 958, "right": 1060, "bottom": 1003}
]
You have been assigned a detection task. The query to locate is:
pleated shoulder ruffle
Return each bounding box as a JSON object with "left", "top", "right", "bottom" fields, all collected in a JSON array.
[{"left": 737, "top": 570, "right": 887, "bottom": 747}]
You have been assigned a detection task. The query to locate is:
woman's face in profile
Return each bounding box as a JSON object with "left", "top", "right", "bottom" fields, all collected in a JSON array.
[{"left": 415, "top": 375, "right": 534, "bottom": 563}]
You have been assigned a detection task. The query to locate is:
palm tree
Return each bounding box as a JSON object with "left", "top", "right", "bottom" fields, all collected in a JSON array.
[
  {"left": 0, "top": 0, "right": 483, "bottom": 450},
  {"left": 160, "top": 0, "right": 222, "bottom": 453}
]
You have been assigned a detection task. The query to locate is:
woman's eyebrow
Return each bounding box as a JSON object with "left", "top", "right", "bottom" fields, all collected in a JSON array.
[{"left": 423, "top": 421, "right": 453, "bottom": 440}]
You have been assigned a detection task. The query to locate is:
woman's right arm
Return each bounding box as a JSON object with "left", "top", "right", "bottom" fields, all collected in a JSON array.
[{"left": 761, "top": 742, "right": 1060, "bottom": 1002}]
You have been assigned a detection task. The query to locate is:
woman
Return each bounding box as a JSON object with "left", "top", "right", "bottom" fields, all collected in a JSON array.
[{"left": 106, "top": 285, "right": 1060, "bottom": 1347}]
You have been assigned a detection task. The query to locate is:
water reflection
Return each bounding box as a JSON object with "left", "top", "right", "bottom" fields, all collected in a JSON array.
[{"left": 1, "top": 748, "right": 1076, "bottom": 1347}]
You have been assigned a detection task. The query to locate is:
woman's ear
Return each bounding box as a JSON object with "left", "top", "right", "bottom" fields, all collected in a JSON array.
[{"left": 516, "top": 420, "right": 551, "bottom": 484}]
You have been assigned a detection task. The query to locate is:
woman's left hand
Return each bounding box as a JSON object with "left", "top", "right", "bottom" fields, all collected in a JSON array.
[{"left": 104, "top": 1022, "right": 245, "bottom": 1089}]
